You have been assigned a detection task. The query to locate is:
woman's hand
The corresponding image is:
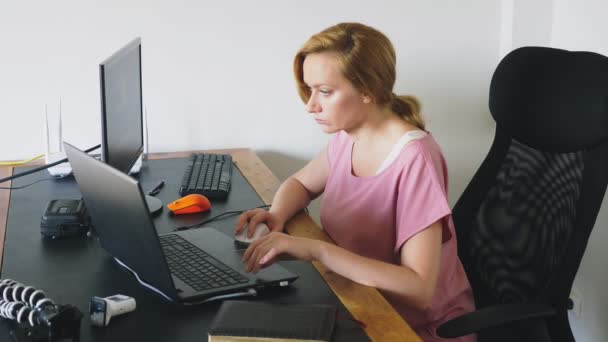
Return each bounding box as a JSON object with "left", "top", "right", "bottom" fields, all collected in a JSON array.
[
  {"left": 234, "top": 208, "right": 284, "bottom": 238},
  {"left": 242, "top": 232, "right": 320, "bottom": 273}
]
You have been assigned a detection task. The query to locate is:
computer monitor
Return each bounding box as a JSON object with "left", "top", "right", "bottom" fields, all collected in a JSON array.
[
  {"left": 99, "top": 38, "right": 161, "bottom": 213},
  {"left": 99, "top": 37, "right": 143, "bottom": 175}
]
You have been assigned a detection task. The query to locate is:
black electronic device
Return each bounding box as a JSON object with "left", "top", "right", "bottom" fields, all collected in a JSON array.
[
  {"left": 0, "top": 279, "right": 83, "bottom": 342},
  {"left": 179, "top": 153, "right": 233, "bottom": 200},
  {"left": 89, "top": 294, "right": 136, "bottom": 327},
  {"left": 99, "top": 37, "right": 144, "bottom": 175},
  {"left": 98, "top": 37, "right": 161, "bottom": 214},
  {"left": 40, "top": 199, "right": 91, "bottom": 239}
]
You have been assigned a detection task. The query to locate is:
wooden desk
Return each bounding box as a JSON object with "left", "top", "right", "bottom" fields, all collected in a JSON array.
[{"left": 0, "top": 149, "right": 419, "bottom": 342}]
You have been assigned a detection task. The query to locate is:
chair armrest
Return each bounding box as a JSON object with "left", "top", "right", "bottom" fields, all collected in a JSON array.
[{"left": 436, "top": 303, "right": 556, "bottom": 338}]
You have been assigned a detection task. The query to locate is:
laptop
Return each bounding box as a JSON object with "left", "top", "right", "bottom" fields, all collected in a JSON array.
[{"left": 64, "top": 142, "right": 298, "bottom": 302}]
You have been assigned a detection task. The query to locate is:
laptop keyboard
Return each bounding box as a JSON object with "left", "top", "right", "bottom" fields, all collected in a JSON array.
[
  {"left": 159, "top": 234, "right": 249, "bottom": 291},
  {"left": 179, "top": 153, "right": 233, "bottom": 200}
]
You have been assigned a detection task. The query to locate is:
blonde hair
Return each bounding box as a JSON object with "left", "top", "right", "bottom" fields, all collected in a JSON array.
[{"left": 293, "top": 22, "right": 424, "bottom": 130}]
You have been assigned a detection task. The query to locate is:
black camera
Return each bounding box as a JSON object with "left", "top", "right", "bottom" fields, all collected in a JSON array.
[{"left": 40, "top": 199, "right": 91, "bottom": 239}]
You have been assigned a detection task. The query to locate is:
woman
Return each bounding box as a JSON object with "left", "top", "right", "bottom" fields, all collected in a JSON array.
[{"left": 235, "top": 22, "right": 475, "bottom": 341}]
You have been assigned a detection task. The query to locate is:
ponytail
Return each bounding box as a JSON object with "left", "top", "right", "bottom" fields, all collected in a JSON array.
[{"left": 390, "top": 94, "right": 425, "bottom": 130}]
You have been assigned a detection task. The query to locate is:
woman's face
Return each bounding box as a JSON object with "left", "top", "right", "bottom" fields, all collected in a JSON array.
[{"left": 303, "top": 52, "right": 369, "bottom": 134}]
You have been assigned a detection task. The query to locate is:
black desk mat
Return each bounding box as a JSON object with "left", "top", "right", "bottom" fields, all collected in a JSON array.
[{"left": 1, "top": 158, "right": 369, "bottom": 342}]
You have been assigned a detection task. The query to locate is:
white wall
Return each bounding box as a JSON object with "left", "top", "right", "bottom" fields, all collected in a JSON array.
[{"left": 512, "top": 0, "right": 554, "bottom": 50}]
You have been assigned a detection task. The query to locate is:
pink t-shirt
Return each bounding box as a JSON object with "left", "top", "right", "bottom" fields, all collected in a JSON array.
[{"left": 320, "top": 131, "right": 475, "bottom": 341}]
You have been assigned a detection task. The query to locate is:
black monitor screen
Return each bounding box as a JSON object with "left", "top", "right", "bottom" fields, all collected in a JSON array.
[{"left": 99, "top": 37, "right": 143, "bottom": 174}]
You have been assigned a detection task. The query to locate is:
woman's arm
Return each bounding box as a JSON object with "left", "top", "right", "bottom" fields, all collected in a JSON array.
[
  {"left": 317, "top": 221, "right": 443, "bottom": 310},
  {"left": 244, "top": 220, "right": 443, "bottom": 310},
  {"left": 235, "top": 147, "right": 329, "bottom": 236}
]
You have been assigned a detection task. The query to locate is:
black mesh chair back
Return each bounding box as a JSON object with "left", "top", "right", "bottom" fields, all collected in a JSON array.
[{"left": 437, "top": 47, "right": 608, "bottom": 341}]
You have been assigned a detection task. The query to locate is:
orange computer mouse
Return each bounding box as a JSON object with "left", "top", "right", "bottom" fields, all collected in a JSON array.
[{"left": 167, "top": 194, "right": 211, "bottom": 215}]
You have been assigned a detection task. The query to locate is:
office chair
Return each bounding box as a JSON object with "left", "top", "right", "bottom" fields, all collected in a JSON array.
[{"left": 436, "top": 47, "right": 608, "bottom": 341}]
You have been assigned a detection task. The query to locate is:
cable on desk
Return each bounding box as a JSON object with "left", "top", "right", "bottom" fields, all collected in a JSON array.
[
  {"left": 113, "top": 258, "right": 173, "bottom": 301},
  {"left": 0, "top": 154, "right": 45, "bottom": 166},
  {"left": 0, "top": 144, "right": 100, "bottom": 185},
  {"left": 0, "top": 176, "right": 68, "bottom": 190},
  {"left": 174, "top": 204, "right": 271, "bottom": 232}
]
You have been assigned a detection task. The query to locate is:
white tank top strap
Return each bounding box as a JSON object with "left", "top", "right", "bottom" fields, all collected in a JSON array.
[{"left": 376, "top": 130, "right": 428, "bottom": 175}]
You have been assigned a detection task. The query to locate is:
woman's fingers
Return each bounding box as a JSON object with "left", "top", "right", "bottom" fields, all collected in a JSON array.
[
  {"left": 242, "top": 237, "right": 259, "bottom": 261},
  {"left": 246, "top": 212, "right": 268, "bottom": 238},
  {"left": 243, "top": 234, "right": 282, "bottom": 273},
  {"left": 234, "top": 211, "right": 253, "bottom": 234},
  {"left": 234, "top": 208, "right": 268, "bottom": 235},
  {"left": 243, "top": 235, "right": 266, "bottom": 263},
  {"left": 259, "top": 247, "right": 278, "bottom": 265},
  {"left": 248, "top": 239, "right": 273, "bottom": 272}
]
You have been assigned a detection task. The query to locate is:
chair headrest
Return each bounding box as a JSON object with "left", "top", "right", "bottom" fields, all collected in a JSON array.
[{"left": 490, "top": 46, "right": 608, "bottom": 152}]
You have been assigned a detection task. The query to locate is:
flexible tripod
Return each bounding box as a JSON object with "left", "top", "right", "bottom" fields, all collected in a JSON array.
[{"left": 0, "top": 279, "right": 82, "bottom": 342}]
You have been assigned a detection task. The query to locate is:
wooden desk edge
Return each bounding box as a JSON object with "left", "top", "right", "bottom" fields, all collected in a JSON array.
[
  {"left": 0, "top": 167, "right": 11, "bottom": 269},
  {"left": 0, "top": 149, "right": 420, "bottom": 342}
]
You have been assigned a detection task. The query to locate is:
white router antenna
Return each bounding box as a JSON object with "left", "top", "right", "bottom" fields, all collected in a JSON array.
[
  {"left": 58, "top": 98, "right": 63, "bottom": 152},
  {"left": 41, "top": 99, "right": 72, "bottom": 177},
  {"left": 44, "top": 104, "right": 50, "bottom": 161}
]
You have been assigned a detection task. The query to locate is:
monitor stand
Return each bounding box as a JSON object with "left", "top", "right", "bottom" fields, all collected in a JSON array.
[
  {"left": 145, "top": 195, "right": 163, "bottom": 214},
  {"left": 128, "top": 155, "right": 143, "bottom": 175},
  {"left": 128, "top": 156, "right": 162, "bottom": 214}
]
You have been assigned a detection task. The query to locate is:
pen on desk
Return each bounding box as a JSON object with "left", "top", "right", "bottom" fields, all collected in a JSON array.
[{"left": 147, "top": 180, "right": 165, "bottom": 196}]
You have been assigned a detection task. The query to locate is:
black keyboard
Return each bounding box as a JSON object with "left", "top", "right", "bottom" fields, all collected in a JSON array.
[
  {"left": 159, "top": 234, "right": 248, "bottom": 291},
  {"left": 179, "top": 153, "right": 232, "bottom": 199}
]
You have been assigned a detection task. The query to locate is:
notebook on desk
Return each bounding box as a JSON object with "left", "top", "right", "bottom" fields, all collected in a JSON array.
[
  {"left": 208, "top": 300, "right": 337, "bottom": 342},
  {"left": 64, "top": 142, "right": 298, "bottom": 303}
]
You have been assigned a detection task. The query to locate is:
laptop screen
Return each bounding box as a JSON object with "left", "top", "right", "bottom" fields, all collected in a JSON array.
[{"left": 64, "top": 142, "right": 176, "bottom": 299}]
